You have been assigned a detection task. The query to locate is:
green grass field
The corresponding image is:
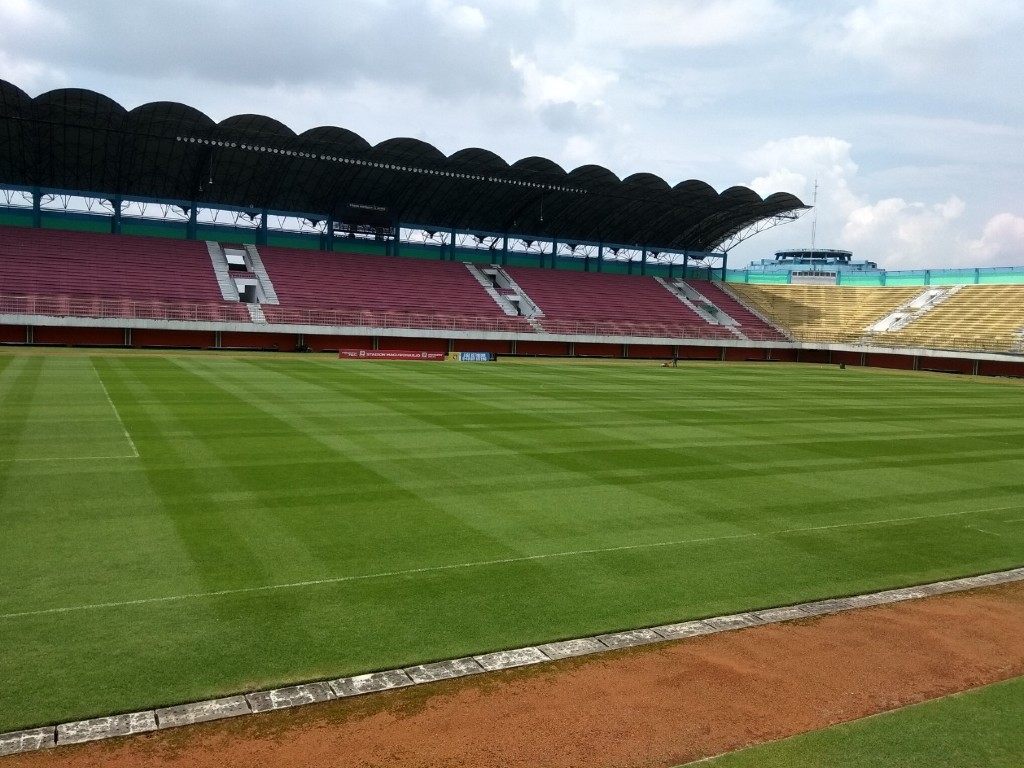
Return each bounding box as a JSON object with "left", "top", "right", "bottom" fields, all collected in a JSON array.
[
  {"left": 689, "top": 676, "right": 1024, "bottom": 767},
  {"left": 2, "top": 351, "right": 1023, "bottom": 733}
]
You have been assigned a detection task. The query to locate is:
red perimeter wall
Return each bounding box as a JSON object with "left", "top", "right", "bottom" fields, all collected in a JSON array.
[
  {"left": 133, "top": 329, "right": 215, "bottom": 348},
  {"left": 221, "top": 331, "right": 298, "bottom": 350},
  {"left": 574, "top": 342, "right": 622, "bottom": 358},
  {"left": 304, "top": 334, "right": 373, "bottom": 352},
  {"left": 34, "top": 326, "right": 124, "bottom": 346},
  {"left": 378, "top": 336, "right": 448, "bottom": 353},
  {"left": 452, "top": 338, "right": 514, "bottom": 354},
  {"left": 0, "top": 325, "right": 27, "bottom": 343},
  {"left": 627, "top": 344, "right": 673, "bottom": 359},
  {"left": 517, "top": 340, "right": 570, "bottom": 356},
  {"left": 5, "top": 322, "right": 1024, "bottom": 380}
]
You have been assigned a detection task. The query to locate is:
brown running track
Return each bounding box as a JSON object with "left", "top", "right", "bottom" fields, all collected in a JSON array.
[{"left": 8, "top": 582, "right": 1024, "bottom": 768}]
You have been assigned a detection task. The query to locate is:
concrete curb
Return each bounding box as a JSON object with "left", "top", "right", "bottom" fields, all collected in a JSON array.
[{"left": 3, "top": 566, "right": 1022, "bottom": 758}]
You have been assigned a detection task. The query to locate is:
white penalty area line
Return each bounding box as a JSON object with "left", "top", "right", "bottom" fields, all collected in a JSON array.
[
  {"left": 1, "top": 504, "right": 1019, "bottom": 622},
  {"left": 93, "top": 363, "right": 139, "bottom": 459}
]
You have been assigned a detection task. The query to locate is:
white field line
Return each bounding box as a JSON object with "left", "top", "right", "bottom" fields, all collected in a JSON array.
[
  {"left": 0, "top": 454, "right": 138, "bottom": 463},
  {"left": 0, "top": 504, "right": 1018, "bottom": 622},
  {"left": 93, "top": 363, "right": 139, "bottom": 458}
]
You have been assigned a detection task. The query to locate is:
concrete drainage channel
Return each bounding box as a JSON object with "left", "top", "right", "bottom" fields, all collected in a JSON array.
[{"left": 3, "top": 567, "right": 1023, "bottom": 757}]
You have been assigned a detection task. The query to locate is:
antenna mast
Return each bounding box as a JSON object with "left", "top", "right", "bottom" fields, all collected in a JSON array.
[{"left": 810, "top": 178, "right": 819, "bottom": 254}]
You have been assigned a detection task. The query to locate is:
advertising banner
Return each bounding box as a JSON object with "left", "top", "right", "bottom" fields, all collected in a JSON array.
[
  {"left": 448, "top": 351, "right": 495, "bottom": 362},
  {"left": 338, "top": 349, "right": 446, "bottom": 361}
]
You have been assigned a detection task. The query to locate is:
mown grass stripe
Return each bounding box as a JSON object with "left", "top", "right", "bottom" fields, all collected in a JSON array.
[{"left": 2, "top": 504, "right": 1015, "bottom": 621}]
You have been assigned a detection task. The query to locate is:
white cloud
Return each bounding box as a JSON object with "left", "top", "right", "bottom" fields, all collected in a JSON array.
[
  {"left": 833, "top": 0, "right": 1023, "bottom": 78},
  {"left": 967, "top": 213, "right": 1024, "bottom": 266},
  {"left": 734, "top": 135, "right": 999, "bottom": 270},
  {"left": 511, "top": 54, "right": 617, "bottom": 109},
  {"left": 569, "top": 0, "right": 789, "bottom": 49},
  {"left": 742, "top": 135, "right": 861, "bottom": 215},
  {"left": 563, "top": 135, "right": 599, "bottom": 167},
  {"left": 839, "top": 196, "right": 966, "bottom": 269},
  {"left": 429, "top": 0, "right": 487, "bottom": 35}
]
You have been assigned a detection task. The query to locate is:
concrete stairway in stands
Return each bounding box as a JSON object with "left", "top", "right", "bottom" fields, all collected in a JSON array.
[
  {"left": 205, "top": 242, "right": 241, "bottom": 301},
  {"left": 244, "top": 245, "right": 280, "bottom": 304}
]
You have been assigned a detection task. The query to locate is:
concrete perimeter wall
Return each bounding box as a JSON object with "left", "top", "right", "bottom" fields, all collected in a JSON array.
[{"left": 3, "top": 317, "right": 1024, "bottom": 379}]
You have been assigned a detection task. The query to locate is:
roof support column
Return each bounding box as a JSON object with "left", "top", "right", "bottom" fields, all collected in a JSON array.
[
  {"left": 683, "top": 253, "right": 689, "bottom": 279},
  {"left": 597, "top": 243, "right": 604, "bottom": 273},
  {"left": 450, "top": 228, "right": 457, "bottom": 261},
  {"left": 392, "top": 221, "right": 400, "bottom": 257},
  {"left": 258, "top": 209, "right": 269, "bottom": 246},
  {"left": 187, "top": 205, "right": 198, "bottom": 240},
  {"left": 31, "top": 186, "right": 41, "bottom": 228},
  {"left": 551, "top": 239, "right": 558, "bottom": 269},
  {"left": 720, "top": 251, "right": 727, "bottom": 281},
  {"left": 641, "top": 247, "right": 647, "bottom": 276},
  {"left": 502, "top": 235, "right": 509, "bottom": 266},
  {"left": 323, "top": 216, "right": 334, "bottom": 252},
  {"left": 110, "top": 196, "right": 122, "bottom": 235}
]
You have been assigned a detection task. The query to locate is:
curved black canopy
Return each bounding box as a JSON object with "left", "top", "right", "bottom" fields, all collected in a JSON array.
[{"left": 0, "top": 80, "right": 807, "bottom": 251}]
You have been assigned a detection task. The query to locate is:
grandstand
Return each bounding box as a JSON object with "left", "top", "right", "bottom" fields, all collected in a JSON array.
[
  {"left": 1, "top": 76, "right": 1024, "bottom": 376},
  {"left": 726, "top": 284, "right": 921, "bottom": 344}
]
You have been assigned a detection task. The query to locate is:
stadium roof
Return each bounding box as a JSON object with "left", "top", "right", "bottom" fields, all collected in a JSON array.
[{"left": 0, "top": 79, "right": 807, "bottom": 252}]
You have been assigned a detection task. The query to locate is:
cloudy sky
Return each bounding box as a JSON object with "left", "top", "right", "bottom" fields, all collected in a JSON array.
[{"left": 2, "top": 0, "right": 1023, "bottom": 270}]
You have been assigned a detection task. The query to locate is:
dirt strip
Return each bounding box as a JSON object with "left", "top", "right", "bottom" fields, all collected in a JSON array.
[{"left": 8, "top": 582, "right": 1024, "bottom": 768}]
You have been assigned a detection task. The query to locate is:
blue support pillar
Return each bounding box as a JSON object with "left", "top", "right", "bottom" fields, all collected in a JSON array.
[
  {"left": 187, "top": 205, "right": 198, "bottom": 240},
  {"left": 597, "top": 243, "right": 604, "bottom": 273},
  {"left": 640, "top": 247, "right": 647, "bottom": 276},
  {"left": 721, "top": 251, "right": 728, "bottom": 281},
  {"left": 32, "top": 186, "right": 42, "bottom": 228},
  {"left": 323, "top": 216, "right": 334, "bottom": 251},
  {"left": 258, "top": 210, "right": 269, "bottom": 246},
  {"left": 502, "top": 235, "right": 509, "bottom": 266},
  {"left": 110, "top": 196, "right": 122, "bottom": 235},
  {"left": 551, "top": 240, "right": 558, "bottom": 269},
  {"left": 683, "top": 253, "right": 689, "bottom": 279}
]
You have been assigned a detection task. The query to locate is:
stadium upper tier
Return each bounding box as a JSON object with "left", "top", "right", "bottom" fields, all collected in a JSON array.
[{"left": 0, "top": 78, "right": 806, "bottom": 253}]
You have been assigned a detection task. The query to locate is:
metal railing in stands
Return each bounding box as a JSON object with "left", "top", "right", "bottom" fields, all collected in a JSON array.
[
  {"left": 2, "top": 293, "right": 1018, "bottom": 353},
  {"left": 0, "top": 294, "right": 250, "bottom": 323},
  {"left": 790, "top": 330, "right": 1023, "bottom": 355}
]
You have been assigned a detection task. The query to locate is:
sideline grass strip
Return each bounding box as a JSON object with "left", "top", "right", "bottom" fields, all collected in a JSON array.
[
  {"left": 688, "top": 676, "right": 1024, "bottom": 767},
  {"left": 1, "top": 353, "right": 1023, "bottom": 732}
]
